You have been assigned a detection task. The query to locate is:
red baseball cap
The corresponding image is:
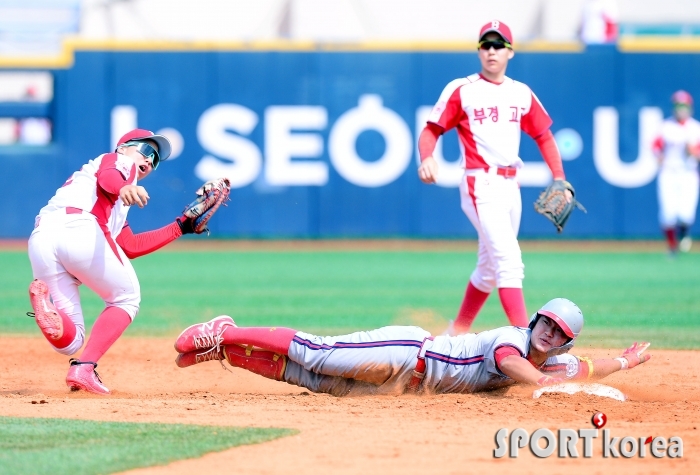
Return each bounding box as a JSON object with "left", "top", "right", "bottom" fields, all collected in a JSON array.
[
  {"left": 479, "top": 20, "right": 513, "bottom": 45},
  {"left": 671, "top": 90, "right": 693, "bottom": 106},
  {"left": 116, "top": 128, "right": 172, "bottom": 161}
]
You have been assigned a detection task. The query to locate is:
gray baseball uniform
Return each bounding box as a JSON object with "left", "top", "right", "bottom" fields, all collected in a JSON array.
[{"left": 284, "top": 325, "right": 582, "bottom": 396}]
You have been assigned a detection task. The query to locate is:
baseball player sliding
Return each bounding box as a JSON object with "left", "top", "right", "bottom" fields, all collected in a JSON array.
[
  {"left": 173, "top": 298, "right": 650, "bottom": 396},
  {"left": 27, "top": 129, "right": 229, "bottom": 395},
  {"left": 652, "top": 90, "right": 700, "bottom": 255},
  {"left": 417, "top": 21, "right": 575, "bottom": 335}
]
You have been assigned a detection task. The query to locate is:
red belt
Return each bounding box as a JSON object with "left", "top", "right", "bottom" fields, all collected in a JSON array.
[
  {"left": 406, "top": 337, "right": 434, "bottom": 392},
  {"left": 494, "top": 166, "right": 517, "bottom": 178},
  {"left": 35, "top": 207, "right": 84, "bottom": 228}
]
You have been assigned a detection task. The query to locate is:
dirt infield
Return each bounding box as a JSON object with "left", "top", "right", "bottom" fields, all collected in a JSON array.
[{"left": 1, "top": 336, "right": 696, "bottom": 474}]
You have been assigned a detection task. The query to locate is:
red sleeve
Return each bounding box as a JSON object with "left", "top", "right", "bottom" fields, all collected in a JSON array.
[
  {"left": 116, "top": 221, "right": 183, "bottom": 259},
  {"left": 418, "top": 123, "right": 444, "bottom": 161},
  {"left": 652, "top": 136, "right": 664, "bottom": 155},
  {"left": 494, "top": 345, "right": 523, "bottom": 371},
  {"left": 96, "top": 153, "right": 134, "bottom": 196},
  {"left": 534, "top": 130, "right": 565, "bottom": 180},
  {"left": 430, "top": 87, "right": 466, "bottom": 132},
  {"left": 521, "top": 92, "right": 553, "bottom": 139}
]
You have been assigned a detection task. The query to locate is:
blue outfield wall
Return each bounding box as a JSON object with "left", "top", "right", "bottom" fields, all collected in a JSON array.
[{"left": 2, "top": 46, "right": 699, "bottom": 239}]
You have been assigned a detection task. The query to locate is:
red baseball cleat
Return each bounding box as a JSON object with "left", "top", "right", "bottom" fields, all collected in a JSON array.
[
  {"left": 175, "top": 347, "right": 225, "bottom": 368},
  {"left": 174, "top": 315, "right": 236, "bottom": 354},
  {"left": 65, "top": 359, "right": 110, "bottom": 395},
  {"left": 28, "top": 279, "right": 63, "bottom": 340}
]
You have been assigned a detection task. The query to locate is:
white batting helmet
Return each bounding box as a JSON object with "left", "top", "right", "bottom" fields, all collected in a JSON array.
[{"left": 528, "top": 298, "right": 584, "bottom": 356}]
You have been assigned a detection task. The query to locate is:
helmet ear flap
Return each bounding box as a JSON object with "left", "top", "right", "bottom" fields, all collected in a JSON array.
[{"left": 528, "top": 312, "right": 540, "bottom": 330}]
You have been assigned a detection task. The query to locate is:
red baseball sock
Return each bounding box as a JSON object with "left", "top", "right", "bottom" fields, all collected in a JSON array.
[
  {"left": 453, "top": 282, "right": 490, "bottom": 333},
  {"left": 51, "top": 307, "right": 77, "bottom": 349},
  {"left": 224, "top": 345, "right": 287, "bottom": 381},
  {"left": 498, "top": 288, "right": 529, "bottom": 327},
  {"left": 80, "top": 307, "right": 131, "bottom": 363},
  {"left": 222, "top": 327, "right": 297, "bottom": 355},
  {"left": 664, "top": 228, "right": 678, "bottom": 251}
]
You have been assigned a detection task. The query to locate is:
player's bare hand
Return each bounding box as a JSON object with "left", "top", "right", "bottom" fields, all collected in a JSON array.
[
  {"left": 119, "top": 185, "right": 150, "bottom": 208},
  {"left": 621, "top": 341, "right": 651, "bottom": 369},
  {"left": 418, "top": 156, "right": 439, "bottom": 184},
  {"left": 564, "top": 189, "right": 573, "bottom": 203}
]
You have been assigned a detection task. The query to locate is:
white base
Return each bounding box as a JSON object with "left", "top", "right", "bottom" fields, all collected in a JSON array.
[{"left": 532, "top": 382, "right": 627, "bottom": 402}]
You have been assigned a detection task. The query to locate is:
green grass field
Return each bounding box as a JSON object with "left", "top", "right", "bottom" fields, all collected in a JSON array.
[
  {"left": 0, "top": 417, "right": 295, "bottom": 475},
  {"left": 1, "top": 248, "right": 699, "bottom": 349}
]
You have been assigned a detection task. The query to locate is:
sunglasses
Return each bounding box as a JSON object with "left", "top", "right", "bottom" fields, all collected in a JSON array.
[
  {"left": 126, "top": 141, "right": 160, "bottom": 170},
  {"left": 478, "top": 40, "right": 511, "bottom": 51}
]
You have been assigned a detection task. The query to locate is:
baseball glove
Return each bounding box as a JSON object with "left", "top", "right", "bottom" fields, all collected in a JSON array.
[
  {"left": 178, "top": 178, "right": 231, "bottom": 235},
  {"left": 534, "top": 180, "right": 586, "bottom": 233}
]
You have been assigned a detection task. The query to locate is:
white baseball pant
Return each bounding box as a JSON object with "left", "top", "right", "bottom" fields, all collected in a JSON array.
[
  {"left": 28, "top": 210, "right": 141, "bottom": 355},
  {"left": 459, "top": 169, "right": 524, "bottom": 292}
]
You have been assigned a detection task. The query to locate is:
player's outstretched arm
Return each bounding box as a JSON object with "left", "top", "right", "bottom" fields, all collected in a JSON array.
[
  {"left": 116, "top": 221, "right": 184, "bottom": 259},
  {"left": 498, "top": 355, "right": 562, "bottom": 386},
  {"left": 584, "top": 341, "right": 652, "bottom": 380}
]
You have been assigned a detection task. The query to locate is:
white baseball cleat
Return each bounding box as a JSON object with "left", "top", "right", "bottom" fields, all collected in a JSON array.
[
  {"left": 174, "top": 315, "right": 236, "bottom": 354},
  {"left": 679, "top": 236, "right": 692, "bottom": 253}
]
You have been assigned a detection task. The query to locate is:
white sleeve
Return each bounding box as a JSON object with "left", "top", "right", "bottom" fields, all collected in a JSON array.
[{"left": 542, "top": 354, "right": 584, "bottom": 379}]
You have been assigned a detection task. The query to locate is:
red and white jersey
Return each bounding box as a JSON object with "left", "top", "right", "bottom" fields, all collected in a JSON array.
[
  {"left": 427, "top": 73, "right": 553, "bottom": 170},
  {"left": 652, "top": 117, "right": 700, "bottom": 172},
  {"left": 37, "top": 152, "right": 137, "bottom": 238}
]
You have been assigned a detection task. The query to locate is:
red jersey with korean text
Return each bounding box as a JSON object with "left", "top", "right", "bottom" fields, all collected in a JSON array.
[
  {"left": 427, "top": 73, "right": 553, "bottom": 170},
  {"left": 36, "top": 153, "right": 137, "bottom": 238}
]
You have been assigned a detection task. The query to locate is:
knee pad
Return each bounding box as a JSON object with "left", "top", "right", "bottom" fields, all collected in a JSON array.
[
  {"left": 470, "top": 270, "right": 496, "bottom": 293},
  {"left": 495, "top": 256, "right": 524, "bottom": 288},
  {"left": 109, "top": 296, "right": 140, "bottom": 321},
  {"left": 53, "top": 325, "right": 85, "bottom": 356}
]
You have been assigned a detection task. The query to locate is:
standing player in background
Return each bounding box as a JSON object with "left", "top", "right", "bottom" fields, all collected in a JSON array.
[
  {"left": 27, "top": 129, "right": 220, "bottom": 395},
  {"left": 652, "top": 90, "right": 700, "bottom": 255},
  {"left": 417, "top": 21, "right": 573, "bottom": 335}
]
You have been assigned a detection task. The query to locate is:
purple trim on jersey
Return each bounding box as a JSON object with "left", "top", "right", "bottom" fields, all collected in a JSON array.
[
  {"left": 292, "top": 335, "right": 423, "bottom": 351},
  {"left": 425, "top": 351, "right": 484, "bottom": 366}
]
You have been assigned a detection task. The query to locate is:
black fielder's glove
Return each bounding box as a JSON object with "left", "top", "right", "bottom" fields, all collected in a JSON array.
[
  {"left": 533, "top": 179, "right": 586, "bottom": 233},
  {"left": 177, "top": 178, "right": 231, "bottom": 235}
]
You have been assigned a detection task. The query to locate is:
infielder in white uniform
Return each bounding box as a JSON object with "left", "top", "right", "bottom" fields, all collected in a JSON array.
[
  {"left": 28, "top": 129, "right": 205, "bottom": 395},
  {"left": 417, "top": 21, "right": 572, "bottom": 334},
  {"left": 173, "top": 298, "right": 651, "bottom": 396},
  {"left": 652, "top": 90, "right": 700, "bottom": 254}
]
